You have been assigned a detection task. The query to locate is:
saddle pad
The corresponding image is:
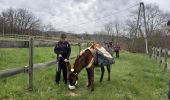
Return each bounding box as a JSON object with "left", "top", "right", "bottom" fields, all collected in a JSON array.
[{"left": 96, "top": 47, "right": 112, "bottom": 59}]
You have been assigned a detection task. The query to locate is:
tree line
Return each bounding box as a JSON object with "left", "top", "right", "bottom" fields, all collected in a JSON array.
[
  {"left": 0, "top": 8, "right": 55, "bottom": 36},
  {"left": 126, "top": 3, "right": 170, "bottom": 52},
  {"left": 92, "top": 3, "right": 170, "bottom": 52},
  {"left": 0, "top": 3, "right": 170, "bottom": 52}
]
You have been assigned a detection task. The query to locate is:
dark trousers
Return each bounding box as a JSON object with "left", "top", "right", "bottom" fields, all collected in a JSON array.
[
  {"left": 55, "top": 58, "right": 67, "bottom": 84},
  {"left": 115, "top": 51, "right": 119, "bottom": 58}
]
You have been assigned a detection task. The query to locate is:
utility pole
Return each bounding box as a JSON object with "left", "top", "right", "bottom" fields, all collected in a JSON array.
[
  {"left": 141, "top": 2, "right": 149, "bottom": 54},
  {"left": 132, "top": 2, "right": 148, "bottom": 54},
  {"left": 131, "top": 3, "right": 141, "bottom": 51}
]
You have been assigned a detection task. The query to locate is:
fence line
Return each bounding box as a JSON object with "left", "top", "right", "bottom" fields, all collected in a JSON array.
[
  {"left": 0, "top": 37, "right": 84, "bottom": 90},
  {"left": 149, "top": 47, "right": 170, "bottom": 71},
  {"left": 0, "top": 57, "right": 76, "bottom": 79},
  {"left": 0, "top": 34, "right": 90, "bottom": 43}
]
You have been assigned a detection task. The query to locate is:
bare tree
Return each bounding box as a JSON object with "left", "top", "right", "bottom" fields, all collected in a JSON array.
[
  {"left": 127, "top": 3, "right": 170, "bottom": 37},
  {"left": 142, "top": 4, "right": 170, "bottom": 37},
  {"left": 0, "top": 15, "right": 3, "bottom": 34},
  {"left": 1, "top": 8, "right": 41, "bottom": 35},
  {"left": 16, "top": 8, "right": 41, "bottom": 35},
  {"left": 126, "top": 3, "right": 170, "bottom": 52},
  {"left": 126, "top": 19, "right": 137, "bottom": 38},
  {"left": 104, "top": 22, "right": 113, "bottom": 35},
  {"left": 114, "top": 20, "right": 120, "bottom": 42},
  {"left": 41, "top": 24, "right": 55, "bottom": 32},
  {"left": 104, "top": 22, "right": 114, "bottom": 41},
  {"left": 1, "top": 8, "right": 16, "bottom": 34}
]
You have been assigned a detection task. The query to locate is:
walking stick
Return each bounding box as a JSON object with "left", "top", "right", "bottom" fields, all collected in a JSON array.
[{"left": 56, "top": 57, "right": 60, "bottom": 72}]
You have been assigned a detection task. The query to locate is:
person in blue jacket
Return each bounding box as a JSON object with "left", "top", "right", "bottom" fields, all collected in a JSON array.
[{"left": 54, "top": 34, "right": 71, "bottom": 84}]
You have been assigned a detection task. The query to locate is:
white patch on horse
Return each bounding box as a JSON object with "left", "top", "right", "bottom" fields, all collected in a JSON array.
[
  {"left": 80, "top": 47, "right": 91, "bottom": 56},
  {"left": 69, "top": 84, "right": 75, "bottom": 90},
  {"left": 75, "top": 80, "right": 78, "bottom": 85},
  {"left": 88, "top": 48, "right": 95, "bottom": 54},
  {"left": 86, "top": 58, "right": 94, "bottom": 68}
]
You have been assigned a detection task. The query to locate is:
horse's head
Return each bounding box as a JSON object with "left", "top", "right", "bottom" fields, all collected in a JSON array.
[
  {"left": 68, "top": 48, "right": 94, "bottom": 88},
  {"left": 68, "top": 68, "right": 78, "bottom": 86}
]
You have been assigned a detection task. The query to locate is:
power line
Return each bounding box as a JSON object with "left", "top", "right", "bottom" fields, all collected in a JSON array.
[
  {"left": 57, "top": 2, "right": 139, "bottom": 30},
  {"left": 68, "top": 3, "right": 139, "bottom": 33}
]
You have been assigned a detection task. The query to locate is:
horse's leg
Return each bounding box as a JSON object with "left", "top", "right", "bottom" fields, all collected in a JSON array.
[
  {"left": 107, "top": 65, "right": 111, "bottom": 81},
  {"left": 86, "top": 68, "right": 91, "bottom": 87},
  {"left": 90, "top": 67, "right": 94, "bottom": 91},
  {"left": 100, "top": 63, "right": 105, "bottom": 82}
]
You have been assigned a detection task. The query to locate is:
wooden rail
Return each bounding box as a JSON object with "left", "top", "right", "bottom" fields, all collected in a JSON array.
[
  {"left": 0, "top": 57, "right": 76, "bottom": 79},
  {"left": 149, "top": 47, "right": 170, "bottom": 71},
  {"left": 0, "top": 34, "right": 91, "bottom": 43},
  {"left": 0, "top": 36, "right": 83, "bottom": 90},
  {"left": 0, "top": 67, "right": 26, "bottom": 78}
]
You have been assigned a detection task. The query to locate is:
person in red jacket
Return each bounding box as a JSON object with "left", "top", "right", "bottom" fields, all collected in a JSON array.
[{"left": 54, "top": 34, "right": 71, "bottom": 84}]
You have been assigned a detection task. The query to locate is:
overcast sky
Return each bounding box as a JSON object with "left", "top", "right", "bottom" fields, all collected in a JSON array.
[{"left": 0, "top": 0, "right": 170, "bottom": 34}]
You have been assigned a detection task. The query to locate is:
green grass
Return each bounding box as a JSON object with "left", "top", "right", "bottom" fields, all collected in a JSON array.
[
  {"left": 0, "top": 48, "right": 170, "bottom": 100},
  {"left": 0, "top": 45, "right": 80, "bottom": 70}
]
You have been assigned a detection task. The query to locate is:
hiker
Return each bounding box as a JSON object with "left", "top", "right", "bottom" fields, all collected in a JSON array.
[
  {"left": 54, "top": 33, "right": 71, "bottom": 84},
  {"left": 107, "top": 42, "right": 113, "bottom": 56},
  {"left": 114, "top": 42, "right": 120, "bottom": 58}
]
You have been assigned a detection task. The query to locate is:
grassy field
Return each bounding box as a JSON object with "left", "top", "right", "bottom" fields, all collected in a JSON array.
[
  {"left": 0, "top": 46, "right": 79, "bottom": 70},
  {"left": 0, "top": 47, "right": 170, "bottom": 100}
]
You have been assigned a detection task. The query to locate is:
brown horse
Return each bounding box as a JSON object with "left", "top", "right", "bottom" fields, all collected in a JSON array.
[{"left": 68, "top": 44, "right": 114, "bottom": 91}]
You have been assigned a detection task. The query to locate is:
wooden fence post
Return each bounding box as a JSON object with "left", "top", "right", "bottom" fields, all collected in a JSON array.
[
  {"left": 159, "top": 48, "right": 162, "bottom": 66},
  {"left": 152, "top": 47, "right": 155, "bottom": 58},
  {"left": 156, "top": 48, "right": 159, "bottom": 61},
  {"left": 28, "top": 37, "right": 34, "bottom": 90},
  {"left": 148, "top": 47, "right": 152, "bottom": 58},
  {"left": 164, "top": 48, "right": 168, "bottom": 71},
  {"left": 155, "top": 47, "right": 157, "bottom": 59},
  {"left": 153, "top": 47, "right": 155, "bottom": 58},
  {"left": 79, "top": 43, "right": 81, "bottom": 54}
]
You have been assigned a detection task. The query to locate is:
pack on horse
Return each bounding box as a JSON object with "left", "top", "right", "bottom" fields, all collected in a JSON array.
[{"left": 68, "top": 43, "right": 114, "bottom": 91}]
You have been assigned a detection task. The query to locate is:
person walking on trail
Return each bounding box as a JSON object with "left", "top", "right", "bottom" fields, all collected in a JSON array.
[
  {"left": 54, "top": 33, "right": 71, "bottom": 84},
  {"left": 114, "top": 42, "right": 120, "bottom": 58},
  {"left": 107, "top": 42, "right": 114, "bottom": 56}
]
